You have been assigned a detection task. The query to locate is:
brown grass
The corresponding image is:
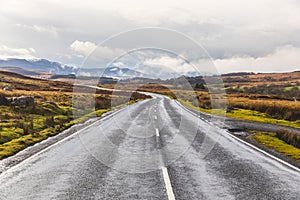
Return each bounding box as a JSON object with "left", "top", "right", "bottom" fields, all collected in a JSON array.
[
  {"left": 228, "top": 96, "right": 300, "bottom": 121},
  {"left": 276, "top": 129, "right": 300, "bottom": 148}
]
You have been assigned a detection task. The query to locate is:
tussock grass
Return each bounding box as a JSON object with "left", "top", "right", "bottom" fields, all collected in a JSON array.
[
  {"left": 177, "top": 96, "right": 300, "bottom": 129},
  {"left": 228, "top": 97, "right": 300, "bottom": 121},
  {"left": 276, "top": 129, "right": 300, "bottom": 148}
]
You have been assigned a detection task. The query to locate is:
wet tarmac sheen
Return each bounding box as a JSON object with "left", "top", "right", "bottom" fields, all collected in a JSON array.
[{"left": 0, "top": 95, "right": 299, "bottom": 199}]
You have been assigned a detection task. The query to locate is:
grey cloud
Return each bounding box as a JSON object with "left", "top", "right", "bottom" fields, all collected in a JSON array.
[{"left": 0, "top": 0, "right": 299, "bottom": 73}]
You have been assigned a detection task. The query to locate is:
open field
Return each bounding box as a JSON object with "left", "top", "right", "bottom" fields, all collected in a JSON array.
[
  {"left": 2, "top": 69, "right": 300, "bottom": 163},
  {"left": 0, "top": 71, "right": 150, "bottom": 159},
  {"left": 154, "top": 71, "right": 300, "bottom": 121}
]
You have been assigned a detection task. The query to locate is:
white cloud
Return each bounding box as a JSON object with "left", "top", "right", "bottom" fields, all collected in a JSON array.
[
  {"left": 70, "top": 40, "right": 97, "bottom": 56},
  {"left": 214, "top": 45, "right": 300, "bottom": 73},
  {"left": 70, "top": 40, "right": 127, "bottom": 68},
  {"left": 1, "top": 0, "right": 300, "bottom": 73},
  {"left": 142, "top": 56, "right": 196, "bottom": 76},
  {"left": 0, "top": 45, "right": 36, "bottom": 59},
  {"left": 14, "top": 24, "right": 59, "bottom": 36},
  {"left": 70, "top": 40, "right": 124, "bottom": 59}
]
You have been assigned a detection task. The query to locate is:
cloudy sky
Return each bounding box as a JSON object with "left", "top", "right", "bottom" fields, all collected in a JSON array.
[{"left": 0, "top": 0, "right": 300, "bottom": 74}]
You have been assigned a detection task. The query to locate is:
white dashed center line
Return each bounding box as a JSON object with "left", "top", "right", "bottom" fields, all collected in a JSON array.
[
  {"left": 162, "top": 167, "right": 176, "bottom": 200},
  {"left": 155, "top": 128, "right": 160, "bottom": 137},
  {"left": 155, "top": 127, "right": 176, "bottom": 200}
]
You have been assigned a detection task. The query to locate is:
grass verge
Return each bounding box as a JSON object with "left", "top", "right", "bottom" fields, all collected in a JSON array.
[
  {"left": 0, "top": 109, "right": 109, "bottom": 160},
  {"left": 251, "top": 132, "right": 300, "bottom": 164},
  {"left": 0, "top": 99, "right": 142, "bottom": 160},
  {"left": 177, "top": 98, "right": 211, "bottom": 114},
  {"left": 226, "top": 109, "right": 300, "bottom": 129},
  {"left": 178, "top": 98, "right": 300, "bottom": 129}
]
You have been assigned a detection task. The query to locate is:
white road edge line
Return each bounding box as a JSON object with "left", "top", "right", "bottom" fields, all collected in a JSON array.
[
  {"left": 225, "top": 130, "right": 300, "bottom": 173},
  {"left": 174, "top": 99, "right": 300, "bottom": 173},
  {"left": 162, "top": 167, "right": 176, "bottom": 200},
  {"left": 0, "top": 106, "right": 128, "bottom": 177}
]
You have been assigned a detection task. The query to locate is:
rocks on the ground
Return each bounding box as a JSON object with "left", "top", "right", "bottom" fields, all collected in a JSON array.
[
  {"left": 11, "top": 96, "right": 35, "bottom": 107},
  {"left": 226, "top": 106, "right": 236, "bottom": 113},
  {"left": 3, "top": 86, "right": 12, "bottom": 91}
]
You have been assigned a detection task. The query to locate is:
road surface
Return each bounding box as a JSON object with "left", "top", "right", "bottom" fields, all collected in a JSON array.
[{"left": 0, "top": 95, "right": 299, "bottom": 199}]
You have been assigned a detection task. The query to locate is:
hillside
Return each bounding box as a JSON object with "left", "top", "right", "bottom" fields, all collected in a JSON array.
[
  {"left": 222, "top": 71, "right": 300, "bottom": 84},
  {"left": 0, "top": 66, "right": 51, "bottom": 78},
  {"left": 0, "top": 71, "right": 150, "bottom": 160},
  {"left": 0, "top": 70, "right": 73, "bottom": 92},
  {"left": 0, "top": 58, "right": 146, "bottom": 79}
]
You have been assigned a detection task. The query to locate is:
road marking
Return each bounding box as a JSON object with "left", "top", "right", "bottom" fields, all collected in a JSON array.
[
  {"left": 155, "top": 128, "right": 160, "bottom": 137},
  {"left": 225, "top": 130, "right": 300, "bottom": 173},
  {"left": 155, "top": 126, "right": 175, "bottom": 200},
  {"left": 154, "top": 115, "right": 157, "bottom": 120},
  {"left": 0, "top": 105, "right": 129, "bottom": 177},
  {"left": 162, "top": 167, "right": 176, "bottom": 200},
  {"left": 174, "top": 99, "right": 300, "bottom": 173}
]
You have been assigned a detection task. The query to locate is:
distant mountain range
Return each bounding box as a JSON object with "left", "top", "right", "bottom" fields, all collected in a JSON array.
[
  {"left": 77, "top": 66, "right": 145, "bottom": 79},
  {"left": 0, "top": 58, "right": 78, "bottom": 75},
  {"left": 0, "top": 58, "right": 206, "bottom": 79},
  {"left": 0, "top": 58, "right": 146, "bottom": 79}
]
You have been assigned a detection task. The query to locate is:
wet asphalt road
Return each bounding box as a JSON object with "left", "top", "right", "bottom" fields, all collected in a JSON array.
[{"left": 0, "top": 95, "right": 299, "bottom": 199}]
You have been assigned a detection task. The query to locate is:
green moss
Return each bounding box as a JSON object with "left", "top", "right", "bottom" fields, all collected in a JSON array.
[
  {"left": 0, "top": 99, "right": 143, "bottom": 160},
  {"left": 251, "top": 132, "right": 300, "bottom": 164},
  {"left": 0, "top": 134, "right": 47, "bottom": 159},
  {"left": 178, "top": 98, "right": 300, "bottom": 129},
  {"left": 284, "top": 86, "right": 300, "bottom": 91},
  {"left": 226, "top": 109, "right": 300, "bottom": 129}
]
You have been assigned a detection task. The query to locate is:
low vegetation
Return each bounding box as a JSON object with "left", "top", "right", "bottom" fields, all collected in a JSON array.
[
  {"left": 0, "top": 71, "right": 150, "bottom": 159},
  {"left": 275, "top": 129, "right": 300, "bottom": 149},
  {"left": 251, "top": 132, "right": 300, "bottom": 164}
]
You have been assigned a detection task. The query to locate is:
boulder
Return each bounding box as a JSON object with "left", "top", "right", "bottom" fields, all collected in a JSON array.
[
  {"left": 11, "top": 96, "right": 34, "bottom": 107},
  {"left": 3, "top": 86, "right": 12, "bottom": 91}
]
